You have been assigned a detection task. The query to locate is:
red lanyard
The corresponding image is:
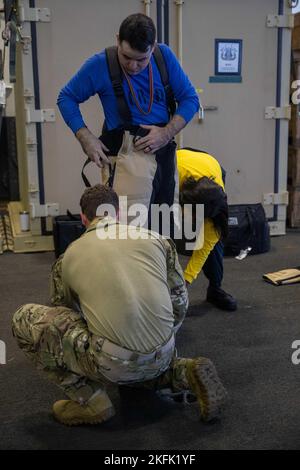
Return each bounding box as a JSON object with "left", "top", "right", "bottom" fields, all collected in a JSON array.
[{"left": 122, "top": 62, "right": 154, "bottom": 115}]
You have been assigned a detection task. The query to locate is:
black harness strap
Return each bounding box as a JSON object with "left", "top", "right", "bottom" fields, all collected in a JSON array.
[
  {"left": 81, "top": 158, "right": 115, "bottom": 189},
  {"left": 105, "top": 46, "right": 132, "bottom": 128},
  {"left": 153, "top": 45, "right": 176, "bottom": 117},
  {"left": 81, "top": 158, "right": 92, "bottom": 187}
]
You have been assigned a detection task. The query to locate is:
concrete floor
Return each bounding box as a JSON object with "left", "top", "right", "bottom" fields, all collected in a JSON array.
[{"left": 0, "top": 230, "right": 300, "bottom": 450}]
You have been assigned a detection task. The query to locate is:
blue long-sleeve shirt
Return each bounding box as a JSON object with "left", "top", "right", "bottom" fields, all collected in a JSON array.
[{"left": 57, "top": 44, "right": 199, "bottom": 133}]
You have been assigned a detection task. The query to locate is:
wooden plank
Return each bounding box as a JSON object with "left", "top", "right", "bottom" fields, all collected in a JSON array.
[
  {"left": 288, "top": 146, "right": 300, "bottom": 187},
  {"left": 287, "top": 187, "right": 300, "bottom": 227},
  {"left": 293, "top": 13, "right": 300, "bottom": 50},
  {"left": 289, "top": 50, "right": 300, "bottom": 146},
  {"left": 290, "top": 103, "right": 300, "bottom": 147}
]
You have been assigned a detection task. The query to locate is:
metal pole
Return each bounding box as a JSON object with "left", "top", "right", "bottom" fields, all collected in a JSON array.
[
  {"left": 157, "top": 0, "right": 163, "bottom": 43},
  {"left": 164, "top": 0, "right": 169, "bottom": 45},
  {"left": 175, "top": 0, "right": 184, "bottom": 147},
  {"left": 175, "top": 0, "right": 183, "bottom": 65},
  {"left": 143, "top": 0, "right": 151, "bottom": 17}
]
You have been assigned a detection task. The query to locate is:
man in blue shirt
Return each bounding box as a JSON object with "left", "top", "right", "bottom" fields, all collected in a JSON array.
[{"left": 57, "top": 13, "right": 199, "bottom": 223}]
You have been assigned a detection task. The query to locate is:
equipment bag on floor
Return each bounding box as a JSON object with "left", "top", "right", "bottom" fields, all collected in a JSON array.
[
  {"left": 224, "top": 203, "right": 270, "bottom": 256},
  {"left": 53, "top": 211, "right": 85, "bottom": 258},
  {"left": 263, "top": 267, "right": 300, "bottom": 285}
]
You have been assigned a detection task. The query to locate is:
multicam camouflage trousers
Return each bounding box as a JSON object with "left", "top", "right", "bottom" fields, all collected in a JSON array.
[{"left": 12, "top": 303, "right": 189, "bottom": 404}]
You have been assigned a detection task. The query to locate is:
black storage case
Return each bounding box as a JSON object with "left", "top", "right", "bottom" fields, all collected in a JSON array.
[{"left": 53, "top": 212, "right": 85, "bottom": 258}]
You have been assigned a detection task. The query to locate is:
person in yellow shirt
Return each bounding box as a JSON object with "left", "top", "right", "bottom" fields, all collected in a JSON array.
[{"left": 177, "top": 148, "right": 237, "bottom": 311}]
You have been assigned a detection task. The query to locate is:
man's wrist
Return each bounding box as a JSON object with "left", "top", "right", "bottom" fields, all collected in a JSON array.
[
  {"left": 75, "top": 126, "right": 89, "bottom": 143},
  {"left": 164, "top": 115, "right": 186, "bottom": 141}
]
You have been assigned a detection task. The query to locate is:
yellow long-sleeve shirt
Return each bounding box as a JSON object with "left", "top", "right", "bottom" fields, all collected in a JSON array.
[{"left": 177, "top": 148, "right": 225, "bottom": 284}]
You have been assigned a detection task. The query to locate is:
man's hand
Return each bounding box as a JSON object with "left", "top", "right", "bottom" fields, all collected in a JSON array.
[
  {"left": 75, "top": 127, "right": 109, "bottom": 168},
  {"left": 133, "top": 124, "right": 171, "bottom": 154},
  {"left": 134, "top": 115, "right": 186, "bottom": 154}
]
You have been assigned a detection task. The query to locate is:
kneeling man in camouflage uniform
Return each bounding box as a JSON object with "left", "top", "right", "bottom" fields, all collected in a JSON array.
[{"left": 12, "top": 184, "right": 227, "bottom": 426}]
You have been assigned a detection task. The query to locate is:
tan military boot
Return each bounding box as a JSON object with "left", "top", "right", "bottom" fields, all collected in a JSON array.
[
  {"left": 53, "top": 391, "right": 115, "bottom": 426},
  {"left": 172, "top": 357, "right": 228, "bottom": 422}
]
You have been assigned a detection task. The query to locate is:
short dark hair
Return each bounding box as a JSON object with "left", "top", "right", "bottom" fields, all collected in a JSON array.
[
  {"left": 180, "top": 176, "right": 228, "bottom": 240},
  {"left": 119, "top": 13, "right": 156, "bottom": 52},
  {"left": 80, "top": 184, "right": 119, "bottom": 222}
]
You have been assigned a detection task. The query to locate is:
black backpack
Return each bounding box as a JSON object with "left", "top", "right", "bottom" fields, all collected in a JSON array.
[
  {"left": 53, "top": 212, "right": 85, "bottom": 258},
  {"left": 224, "top": 203, "right": 270, "bottom": 256}
]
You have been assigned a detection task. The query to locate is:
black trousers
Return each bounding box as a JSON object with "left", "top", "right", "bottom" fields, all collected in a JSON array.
[
  {"left": 150, "top": 140, "right": 177, "bottom": 206},
  {"left": 202, "top": 240, "right": 224, "bottom": 288},
  {"left": 202, "top": 167, "right": 226, "bottom": 289}
]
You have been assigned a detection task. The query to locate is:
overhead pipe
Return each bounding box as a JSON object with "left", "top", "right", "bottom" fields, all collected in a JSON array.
[
  {"left": 175, "top": 0, "right": 184, "bottom": 147},
  {"left": 143, "top": 0, "right": 151, "bottom": 17},
  {"left": 164, "top": 0, "right": 169, "bottom": 45},
  {"left": 29, "top": 0, "right": 49, "bottom": 235},
  {"left": 270, "top": 0, "right": 284, "bottom": 222},
  {"left": 175, "top": 0, "right": 183, "bottom": 65},
  {"left": 157, "top": 0, "right": 163, "bottom": 43}
]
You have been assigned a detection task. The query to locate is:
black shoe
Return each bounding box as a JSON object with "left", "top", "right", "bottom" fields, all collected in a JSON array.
[{"left": 206, "top": 286, "right": 237, "bottom": 311}]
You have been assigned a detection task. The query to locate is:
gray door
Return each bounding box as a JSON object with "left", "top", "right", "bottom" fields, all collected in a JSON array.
[
  {"left": 29, "top": 0, "right": 290, "bottom": 227},
  {"left": 35, "top": 0, "right": 145, "bottom": 213},
  {"left": 170, "top": 0, "right": 281, "bottom": 207}
]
